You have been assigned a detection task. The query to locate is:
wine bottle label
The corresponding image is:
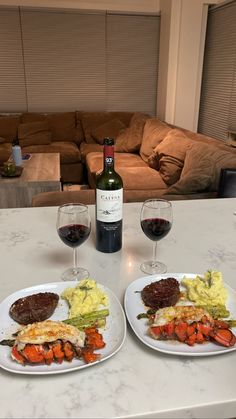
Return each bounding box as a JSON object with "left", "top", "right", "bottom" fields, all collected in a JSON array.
[{"left": 96, "top": 189, "right": 123, "bottom": 222}]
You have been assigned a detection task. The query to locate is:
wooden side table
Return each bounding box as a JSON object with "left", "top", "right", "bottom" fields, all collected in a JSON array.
[{"left": 0, "top": 153, "right": 61, "bottom": 208}]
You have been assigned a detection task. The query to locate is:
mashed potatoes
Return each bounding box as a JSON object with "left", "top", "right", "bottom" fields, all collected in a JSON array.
[
  {"left": 182, "top": 270, "right": 228, "bottom": 306},
  {"left": 61, "top": 279, "right": 109, "bottom": 318}
]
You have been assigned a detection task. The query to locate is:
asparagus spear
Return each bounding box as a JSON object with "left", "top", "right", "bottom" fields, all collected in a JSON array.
[
  {"left": 0, "top": 339, "right": 15, "bottom": 347},
  {"left": 226, "top": 320, "right": 236, "bottom": 328},
  {"left": 66, "top": 318, "right": 106, "bottom": 330},
  {"left": 63, "top": 309, "right": 109, "bottom": 329}
]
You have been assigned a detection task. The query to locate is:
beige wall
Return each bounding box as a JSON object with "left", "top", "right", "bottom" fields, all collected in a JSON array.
[
  {"left": 157, "top": 0, "right": 225, "bottom": 132},
  {"left": 0, "top": 0, "right": 160, "bottom": 13},
  {"left": 157, "top": 0, "right": 220, "bottom": 132}
]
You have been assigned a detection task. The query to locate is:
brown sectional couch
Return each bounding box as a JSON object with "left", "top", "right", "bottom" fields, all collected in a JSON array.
[
  {"left": 1, "top": 110, "right": 236, "bottom": 206},
  {"left": 0, "top": 112, "right": 84, "bottom": 183},
  {"left": 0, "top": 110, "right": 136, "bottom": 184},
  {"left": 79, "top": 114, "right": 236, "bottom": 202}
]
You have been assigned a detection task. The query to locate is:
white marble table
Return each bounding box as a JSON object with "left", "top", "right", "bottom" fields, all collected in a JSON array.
[{"left": 0, "top": 198, "right": 236, "bottom": 419}]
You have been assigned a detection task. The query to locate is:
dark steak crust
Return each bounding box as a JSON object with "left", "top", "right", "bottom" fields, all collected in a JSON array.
[
  {"left": 9, "top": 292, "right": 59, "bottom": 325},
  {"left": 141, "top": 278, "right": 180, "bottom": 309}
]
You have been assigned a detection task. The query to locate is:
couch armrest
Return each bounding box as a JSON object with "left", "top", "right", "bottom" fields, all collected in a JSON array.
[{"left": 32, "top": 189, "right": 95, "bottom": 207}]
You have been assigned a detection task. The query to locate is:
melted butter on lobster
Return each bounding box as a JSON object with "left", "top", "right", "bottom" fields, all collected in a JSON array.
[
  {"left": 149, "top": 306, "right": 236, "bottom": 347},
  {"left": 15, "top": 320, "right": 85, "bottom": 349},
  {"left": 11, "top": 320, "right": 105, "bottom": 365},
  {"left": 152, "top": 306, "right": 213, "bottom": 326}
]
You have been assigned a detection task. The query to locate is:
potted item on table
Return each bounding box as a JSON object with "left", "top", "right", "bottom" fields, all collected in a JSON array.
[{"left": 3, "top": 161, "right": 17, "bottom": 176}]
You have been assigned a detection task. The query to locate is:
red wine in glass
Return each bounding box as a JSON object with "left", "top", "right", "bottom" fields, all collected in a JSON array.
[
  {"left": 57, "top": 204, "right": 91, "bottom": 281},
  {"left": 141, "top": 218, "right": 172, "bottom": 241},
  {"left": 140, "top": 199, "right": 172, "bottom": 275},
  {"left": 58, "top": 224, "right": 90, "bottom": 248}
]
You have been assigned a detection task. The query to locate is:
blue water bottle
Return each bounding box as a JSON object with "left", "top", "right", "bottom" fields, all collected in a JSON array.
[{"left": 12, "top": 136, "right": 22, "bottom": 166}]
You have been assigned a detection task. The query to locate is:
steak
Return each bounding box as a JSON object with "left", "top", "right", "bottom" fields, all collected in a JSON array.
[
  {"left": 141, "top": 278, "right": 180, "bottom": 310},
  {"left": 9, "top": 292, "right": 59, "bottom": 325}
]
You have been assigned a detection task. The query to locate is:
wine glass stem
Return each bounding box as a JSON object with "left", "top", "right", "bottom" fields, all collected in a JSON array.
[
  {"left": 153, "top": 241, "right": 158, "bottom": 266},
  {"left": 73, "top": 247, "right": 77, "bottom": 270}
]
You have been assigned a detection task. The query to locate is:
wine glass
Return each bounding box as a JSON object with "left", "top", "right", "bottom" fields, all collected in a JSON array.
[
  {"left": 140, "top": 199, "right": 172, "bottom": 275},
  {"left": 57, "top": 203, "right": 91, "bottom": 281}
]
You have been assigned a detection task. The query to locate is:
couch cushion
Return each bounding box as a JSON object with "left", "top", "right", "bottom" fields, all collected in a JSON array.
[
  {"left": 140, "top": 118, "right": 172, "bottom": 163},
  {"left": 79, "top": 111, "right": 133, "bottom": 144},
  {"left": 147, "top": 152, "right": 159, "bottom": 170},
  {"left": 115, "top": 112, "right": 149, "bottom": 153},
  {"left": 50, "top": 142, "right": 81, "bottom": 164},
  {"left": 21, "top": 112, "right": 83, "bottom": 145},
  {"left": 152, "top": 129, "right": 194, "bottom": 185},
  {"left": 91, "top": 118, "right": 126, "bottom": 145},
  {"left": 167, "top": 142, "right": 236, "bottom": 194},
  {"left": 0, "top": 137, "right": 5, "bottom": 144},
  {"left": 86, "top": 152, "right": 166, "bottom": 190},
  {"left": 86, "top": 151, "right": 147, "bottom": 175},
  {"left": 18, "top": 121, "right": 52, "bottom": 147},
  {"left": 80, "top": 142, "right": 103, "bottom": 162},
  {"left": 22, "top": 142, "right": 81, "bottom": 164},
  {"left": 0, "top": 116, "right": 20, "bottom": 142},
  {"left": 86, "top": 151, "right": 156, "bottom": 189},
  {"left": 116, "top": 167, "right": 167, "bottom": 190},
  {"left": 46, "top": 112, "right": 77, "bottom": 143}
]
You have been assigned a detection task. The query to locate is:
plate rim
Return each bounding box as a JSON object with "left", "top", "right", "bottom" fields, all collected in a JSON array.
[
  {"left": 124, "top": 272, "right": 236, "bottom": 357},
  {"left": 0, "top": 281, "right": 127, "bottom": 375}
]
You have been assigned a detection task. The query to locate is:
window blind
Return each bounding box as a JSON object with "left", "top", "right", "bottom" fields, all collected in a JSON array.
[
  {"left": 106, "top": 14, "right": 160, "bottom": 115},
  {"left": 229, "top": 68, "right": 236, "bottom": 132},
  {"left": 21, "top": 9, "right": 106, "bottom": 112},
  {"left": 0, "top": 7, "right": 27, "bottom": 112},
  {"left": 198, "top": 1, "right": 236, "bottom": 141},
  {"left": 0, "top": 7, "right": 160, "bottom": 114}
]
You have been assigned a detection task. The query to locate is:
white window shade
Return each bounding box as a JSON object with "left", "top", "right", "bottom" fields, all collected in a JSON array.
[
  {"left": 106, "top": 14, "right": 160, "bottom": 115},
  {"left": 0, "top": 7, "right": 27, "bottom": 112},
  {"left": 229, "top": 71, "right": 236, "bottom": 132},
  {"left": 198, "top": 1, "right": 236, "bottom": 141},
  {"left": 0, "top": 7, "right": 160, "bottom": 114},
  {"left": 21, "top": 9, "right": 106, "bottom": 112}
]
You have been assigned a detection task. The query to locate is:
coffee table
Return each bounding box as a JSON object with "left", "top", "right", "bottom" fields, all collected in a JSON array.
[{"left": 0, "top": 153, "right": 61, "bottom": 208}]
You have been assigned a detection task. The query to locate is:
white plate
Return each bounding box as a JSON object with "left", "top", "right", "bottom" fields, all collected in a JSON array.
[
  {"left": 0, "top": 282, "right": 126, "bottom": 375},
  {"left": 124, "top": 273, "right": 236, "bottom": 357}
]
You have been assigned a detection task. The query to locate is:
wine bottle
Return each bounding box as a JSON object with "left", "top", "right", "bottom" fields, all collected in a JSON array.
[{"left": 96, "top": 137, "right": 123, "bottom": 253}]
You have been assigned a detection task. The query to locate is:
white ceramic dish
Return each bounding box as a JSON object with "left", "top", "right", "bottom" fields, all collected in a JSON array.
[
  {"left": 0, "top": 282, "right": 126, "bottom": 375},
  {"left": 124, "top": 273, "right": 236, "bottom": 357}
]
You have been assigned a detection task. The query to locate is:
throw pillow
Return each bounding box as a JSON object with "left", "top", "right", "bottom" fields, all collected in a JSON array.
[
  {"left": 0, "top": 116, "right": 20, "bottom": 142},
  {"left": 140, "top": 118, "right": 172, "bottom": 163},
  {"left": 18, "top": 121, "right": 52, "bottom": 148},
  {"left": 21, "top": 112, "right": 46, "bottom": 123},
  {"left": 115, "top": 112, "right": 149, "bottom": 153},
  {"left": 91, "top": 118, "right": 126, "bottom": 145},
  {"left": 153, "top": 129, "right": 194, "bottom": 185},
  {"left": 46, "top": 112, "right": 76, "bottom": 142},
  {"left": 166, "top": 174, "right": 212, "bottom": 195},
  {"left": 147, "top": 152, "right": 160, "bottom": 170},
  {"left": 80, "top": 111, "right": 133, "bottom": 144},
  {"left": 167, "top": 141, "right": 236, "bottom": 194}
]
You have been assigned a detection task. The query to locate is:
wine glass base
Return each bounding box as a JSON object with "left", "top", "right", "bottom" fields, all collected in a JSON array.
[
  {"left": 61, "top": 267, "right": 90, "bottom": 281},
  {"left": 140, "top": 260, "right": 167, "bottom": 275}
]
